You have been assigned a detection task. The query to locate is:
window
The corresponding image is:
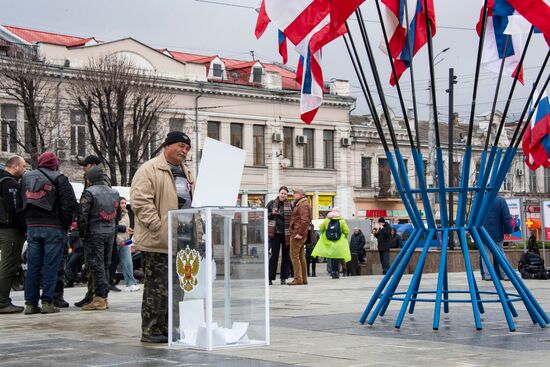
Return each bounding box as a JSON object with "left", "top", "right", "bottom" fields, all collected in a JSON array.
[
  {"left": 230, "top": 123, "right": 243, "bottom": 148},
  {"left": 451, "top": 161, "right": 461, "bottom": 187},
  {"left": 361, "top": 157, "right": 371, "bottom": 188},
  {"left": 378, "top": 158, "right": 391, "bottom": 194},
  {"left": 70, "top": 111, "right": 86, "bottom": 156},
  {"left": 169, "top": 117, "right": 185, "bottom": 133},
  {"left": 283, "top": 127, "right": 293, "bottom": 167},
  {"left": 323, "top": 130, "right": 334, "bottom": 169},
  {"left": 1, "top": 105, "right": 17, "bottom": 153},
  {"left": 545, "top": 168, "right": 550, "bottom": 193},
  {"left": 252, "top": 67, "right": 262, "bottom": 84},
  {"left": 253, "top": 125, "right": 265, "bottom": 166},
  {"left": 529, "top": 169, "right": 538, "bottom": 193},
  {"left": 207, "top": 121, "right": 220, "bottom": 141},
  {"left": 504, "top": 172, "right": 513, "bottom": 191},
  {"left": 212, "top": 63, "right": 223, "bottom": 78},
  {"left": 303, "top": 128, "right": 314, "bottom": 168}
]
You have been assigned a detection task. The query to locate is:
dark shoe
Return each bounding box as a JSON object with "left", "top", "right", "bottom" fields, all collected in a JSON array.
[
  {"left": 41, "top": 302, "right": 60, "bottom": 314},
  {"left": 74, "top": 297, "right": 92, "bottom": 308},
  {"left": 24, "top": 304, "right": 41, "bottom": 315},
  {"left": 141, "top": 334, "right": 168, "bottom": 343},
  {"left": 109, "top": 284, "right": 122, "bottom": 292},
  {"left": 312, "top": 273, "right": 317, "bottom": 277},
  {"left": 331, "top": 274, "right": 339, "bottom": 279},
  {"left": 0, "top": 303, "right": 24, "bottom": 314},
  {"left": 54, "top": 299, "right": 69, "bottom": 308},
  {"left": 280, "top": 279, "right": 286, "bottom": 285},
  {"left": 482, "top": 277, "right": 492, "bottom": 281},
  {"left": 269, "top": 280, "right": 273, "bottom": 285}
]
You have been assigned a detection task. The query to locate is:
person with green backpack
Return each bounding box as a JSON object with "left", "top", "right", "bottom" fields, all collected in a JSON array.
[{"left": 312, "top": 208, "right": 351, "bottom": 279}]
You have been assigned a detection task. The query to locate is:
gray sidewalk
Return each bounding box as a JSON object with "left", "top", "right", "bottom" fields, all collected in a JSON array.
[{"left": 1, "top": 272, "right": 550, "bottom": 366}]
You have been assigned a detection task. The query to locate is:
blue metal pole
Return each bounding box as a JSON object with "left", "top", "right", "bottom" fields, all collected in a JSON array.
[
  {"left": 455, "top": 147, "right": 472, "bottom": 227},
  {"left": 359, "top": 229, "right": 420, "bottom": 324},
  {"left": 470, "top": 228, "right": 516, "bottom": 331},
  {"left": 433, "top": 228, "right": 449, "bottom": 330},
  {"left": 457, "top": 227, "right": 482, "bottom": 330},
  {"left": 395, "top": 149, "right": 424, "bottom": 228},
  {"left": 412, "top": 150, "right": 435, "bottom": 229},
  {"left": 480, "top": 227, "right": 549, "bottom": 326},
  {"left": 367, "top": 229, "right": 424, "bottom": 325},
  {"left": 395, "top": 228, "right": 436, "bottom": 328}
]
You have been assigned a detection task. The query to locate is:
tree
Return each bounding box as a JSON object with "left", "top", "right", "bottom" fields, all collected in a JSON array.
[
  {"left": 0, "top": 45, "right": 56, "bottom": 167},
  {"left": 69, "top": 54, "right": 172, "bottom": 186}
]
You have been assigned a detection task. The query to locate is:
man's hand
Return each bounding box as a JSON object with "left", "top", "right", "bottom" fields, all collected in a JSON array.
[{"left": 294, "top": 234, "right": 303, "bottom": 240}]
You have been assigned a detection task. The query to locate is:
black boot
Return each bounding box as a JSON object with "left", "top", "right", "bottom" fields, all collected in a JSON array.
[
  {"left": 74, "top": 296, "right": 92, "bottom": 308},
  {"left": 54, "top": 298, "right": 70, "bottom": 308}
]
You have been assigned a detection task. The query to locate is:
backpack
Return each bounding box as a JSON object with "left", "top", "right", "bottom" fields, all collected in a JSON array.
[{"left": 326, "top": 219, "right": 341, "bottom": 241}]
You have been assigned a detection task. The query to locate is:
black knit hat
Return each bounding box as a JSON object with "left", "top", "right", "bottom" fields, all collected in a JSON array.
[
  {"left": 378, "top": 217, "right": 386, "bottom": 224},
  {"left": 163, "top": 131, "right": 191, "bottom": 147}
]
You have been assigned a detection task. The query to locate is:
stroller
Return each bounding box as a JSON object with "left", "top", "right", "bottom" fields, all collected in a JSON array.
[{"left": 518, "top": 249, "right": 549, "bottom": 280}]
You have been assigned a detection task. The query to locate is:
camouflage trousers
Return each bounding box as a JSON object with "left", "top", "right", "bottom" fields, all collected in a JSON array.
[{"left": 141, "top": 251, "right": 169, "bottom": 336}]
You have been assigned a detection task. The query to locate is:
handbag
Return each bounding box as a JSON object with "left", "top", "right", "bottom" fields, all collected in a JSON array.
[{"left": 268, "top": 220, "right": 276, "bottom": 240}]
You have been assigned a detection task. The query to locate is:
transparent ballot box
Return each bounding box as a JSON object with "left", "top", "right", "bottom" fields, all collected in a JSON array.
[{"left": 168, "top": 207, "right": 269, "bottom": 350}]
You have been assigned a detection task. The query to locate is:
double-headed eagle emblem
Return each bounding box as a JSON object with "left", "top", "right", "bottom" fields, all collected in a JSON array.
[{"left": 176, "top": 245, "right": 200, "bottom": 292}]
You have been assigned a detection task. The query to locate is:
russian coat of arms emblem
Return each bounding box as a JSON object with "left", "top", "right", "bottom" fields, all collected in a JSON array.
[{"left": 176, "top": 245, "right": 200, "bottom": 292}]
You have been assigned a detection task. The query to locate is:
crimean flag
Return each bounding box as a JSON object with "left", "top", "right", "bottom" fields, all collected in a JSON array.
[
  {"left": 380, "top": 0, "right": 437, "bottom": 86},
  {"left": 476, "top": 0, "right": 525, "bottom": 84},
  {"left": 523, "top": 89, "right": 550, "bottom": 170}
]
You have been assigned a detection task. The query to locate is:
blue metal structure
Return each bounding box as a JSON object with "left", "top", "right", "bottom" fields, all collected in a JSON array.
[{"left": 359, "top": 144, "right": 550, "bottom": 331}]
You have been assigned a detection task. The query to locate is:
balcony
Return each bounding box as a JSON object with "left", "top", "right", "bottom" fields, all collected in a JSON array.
[{"left": 0, "top": 40, "right": 39, "bottom": 61}]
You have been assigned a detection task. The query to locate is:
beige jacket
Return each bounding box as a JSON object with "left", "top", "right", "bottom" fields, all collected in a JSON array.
[
  {"left": 130, "top": 153, "right": 195, "bottom": 254},
  {"left": 116, "top": 211, "right": 130, "bottom": 245}
]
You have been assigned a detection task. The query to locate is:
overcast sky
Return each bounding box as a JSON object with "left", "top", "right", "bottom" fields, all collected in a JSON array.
[{"left": 1, "top": 0, "right": 549, "bottom": 121}]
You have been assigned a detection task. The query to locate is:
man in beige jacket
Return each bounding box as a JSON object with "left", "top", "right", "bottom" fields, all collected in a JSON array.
[
  {"left": 288, "top": 188, "right": 312, "bottom": 286},
  {"left": 130, "top": 131, "right": 195, "bottom": 343}
]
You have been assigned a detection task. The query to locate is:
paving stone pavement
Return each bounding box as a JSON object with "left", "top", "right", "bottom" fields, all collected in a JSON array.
[{"left": 1, "top": 272, "right": 549, "bottom": 366}]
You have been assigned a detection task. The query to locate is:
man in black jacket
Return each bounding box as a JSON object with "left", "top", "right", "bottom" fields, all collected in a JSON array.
[
  {"left": 0, "top": 156, "right": 27, "bottom": 313},
  {"left": 348, "top": 227, "right": 366, "bottom": 276},
  {"left": 373, "top": 217, "right": 392, "bottom": 274},
  {"left": 19, "top": 152, "right": 78, "bottom": 314},
  {"left": 78, "top": 166, "right": 120, "bottom": 311}
]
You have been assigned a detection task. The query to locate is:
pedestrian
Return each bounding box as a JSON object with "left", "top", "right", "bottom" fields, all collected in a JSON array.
[
  {"left": 0, "top": 155, "right": 27, "bottom": 314},
  {"left": 348, "top": 227, "right": 366, "bottom": 276},
  {"left": 391, "top": 228, "right": 402, "bottom": 249},
  {"left": 288, "top": 188, "right": 311, "bottom": 286},
  {"left": 481, "top": 195, "right": 513, "bottom": 281},
  {"left": 64, "top": 221, "right": 84, "bottom": 287},
  {"left": 131, "top": 131, "right": 195, "bottom": 343},
  {"left": 305, "top": 223, "right": 318, "bottom": 277},
  {"left": 116, "top": 197, "right": 140, "bottom": 292},
  {"left": 266, "top": 186, "right": 292, "bottom": 285},
  {"left": 372, "top": 217, "right": 392, "bottom": 275},
  {"left": 74, "top": 155, "right": 116, "bottom": 307},
  {"left": 78, "top": 166, "right": 120, "bottom": 311},
  {"left": 19, "top": 152, "right": 78, "bottom": 314},
  {"left": 312, "top": 208, "right": 351, "bottom": 279}
]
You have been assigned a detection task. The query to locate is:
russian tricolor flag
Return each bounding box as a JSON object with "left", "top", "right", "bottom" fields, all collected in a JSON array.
[
  {"left": 523, "top": 89, "right": 550, "bottom": 170},
  {"left": 380, "top": 0, "right": 436, "bottom": 86}
]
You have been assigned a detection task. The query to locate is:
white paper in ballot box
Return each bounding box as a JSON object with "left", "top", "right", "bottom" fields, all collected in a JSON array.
[{"left": 192, "top": 137, "right": 246, "bottom": 208}]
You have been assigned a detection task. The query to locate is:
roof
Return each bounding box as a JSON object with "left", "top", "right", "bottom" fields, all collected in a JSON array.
[{"left": 2, "top": 25, "right": 96, "bottom": 46}]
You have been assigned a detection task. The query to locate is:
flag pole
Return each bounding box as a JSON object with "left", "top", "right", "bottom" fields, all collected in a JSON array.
[
  {"left": 373, "top": 0, "right": 416, "bottom": 149},
  {"left": 466, "top": 0, "right": 490, "bottom": 145},
  {"left": 483, "top": 36, "right": 511, "bottom": 151},
  {"left": 492, "top": 26, "right": 535, "bottom": 148}
]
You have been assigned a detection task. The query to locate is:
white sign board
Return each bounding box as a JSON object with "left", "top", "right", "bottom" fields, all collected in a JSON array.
[
  {"left": 543, "top": 200, "right": 550, "bottom": 242},
  {"left": 192, "top": 138, "right": 246, "bottom": 207}
]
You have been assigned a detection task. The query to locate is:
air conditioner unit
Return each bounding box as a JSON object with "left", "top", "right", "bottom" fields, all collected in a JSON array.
[
  {"left": 516, "top": 169, "right": 524, "bottom": 176},
  {"left": 272, "top": 133, "right": 282, "bottom": 143},
  {"left": 296, "top": 135, "right": 307, "bottom": 144},
  {"left": 57, "top": 138, "right": 67, "bottom": 149},
  {"left": 341, "top": 137, "right": 351, "bottom": 146}
]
